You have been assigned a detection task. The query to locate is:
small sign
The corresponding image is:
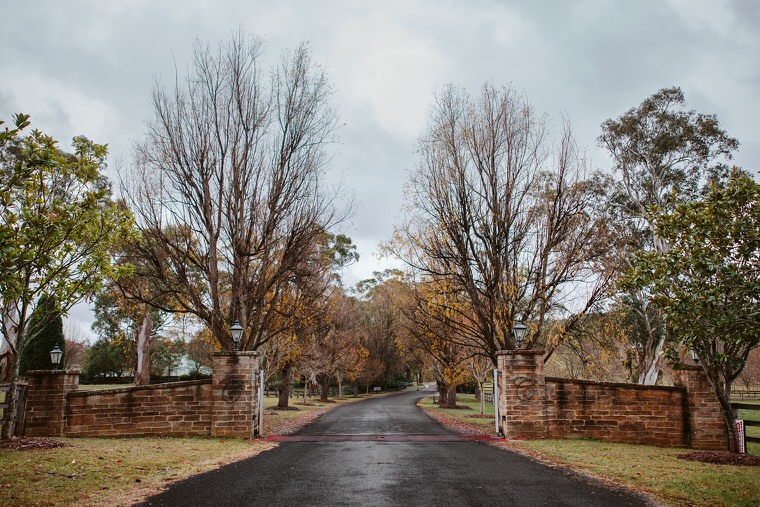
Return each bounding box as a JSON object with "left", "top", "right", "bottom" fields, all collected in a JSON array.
[
  {"left": 736, "top": 420, "right": 746, "bottom": 454},
  {"left": 373, "top": 386, "right": 381, "bottom": 392}
]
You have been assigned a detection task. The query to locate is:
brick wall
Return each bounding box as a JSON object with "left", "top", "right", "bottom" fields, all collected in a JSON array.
[
  {"left": 24, "top": 371, "right": 79, "bottom": 437},
  {"left": 498, "top": 351, "right": 547, "bottom": 439},
  {"left": 64, "top": 380, "right": 213, "bottom": 437},
  {"left": 545, "top": 377, "right": 689, "bottom": 447},
  {"left": 673, "top": 366, "right": 728, "bottom": 450},
  {"left": 211, "top": 352, "right": 259, "bottom": 438},
  {"left": 21, "top": 351, "right": 259, "bottom": 439},
  {"left": 497, "top": 350, "right": 729, "bottom": 450}
]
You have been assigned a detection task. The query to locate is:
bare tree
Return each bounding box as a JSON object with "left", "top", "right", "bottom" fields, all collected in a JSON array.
[
  {"left": 63, "top": 322, "right": 89, "bottom": 370},
  {"left": 120, "top": 32, "right": 347, "bottom": 351},
  {"left": 393, "top": 83, "right": 608, "bottom": 365}
]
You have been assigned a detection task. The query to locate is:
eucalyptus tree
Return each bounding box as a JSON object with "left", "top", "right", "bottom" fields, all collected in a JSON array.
[
  {"left": 392, "top": 83, "right": 609, "bottom": 365},
  {"left": 121, "top": 32, "right": 348, "bottom": 352},
  {"left": 599, "top": 86, "right": 738, "bottom": 384}
]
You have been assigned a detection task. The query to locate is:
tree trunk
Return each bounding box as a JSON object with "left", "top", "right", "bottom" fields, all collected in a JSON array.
[
  {"left": 353, "top": 379, "right": 359, "bottom": 397},
  {"left": 134, "top": 312, "right": 152, "bottom": 386},
  {"left": 277, "top": 364, "right": 291, "bottom": 408},
  {"left": 477, "top": 380, "right": 485, "bottom": 414},
  {"left": 441, "top": 384, "right": 458, "bottom": 408},
  {"left": 638, "top": 337, "right": 665, "bottom": 385},
  {"left": 319, "top": 374, "right": 329, "bottom": 402},
  {"left": 2, "top": 355, "right": 22, "bottom": 439}
]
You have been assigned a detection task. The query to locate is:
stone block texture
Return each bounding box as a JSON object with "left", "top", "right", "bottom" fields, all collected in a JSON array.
[
  {"left": 21, "top": 352, "right": 260, "bottom": 439},
  {"left": 65, "top": 380, "right": 212, "bottom": 437},
  {"left": 211, "top": 351, "right": 259, "bottom": 438},
  {"left": 497, "top": 351, "right": 547, "bottom": 439},
  {"left": 673, "top": 366, "right": 729, "bottom": 450},
  {"left": 497, "top": 351, "right": 728, "bottom": 450},
  {"left": 24, "top": 370, "right": 79, "bottom": 437},
  {"left": 545, "top": 378, "right": 688, "bottom": 446}
]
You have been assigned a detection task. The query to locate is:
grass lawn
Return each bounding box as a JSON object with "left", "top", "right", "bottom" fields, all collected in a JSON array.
[
  {"left": 0, "top": 436, "right": 275, "bottom": 506},
  {"left": 0, "top": 392, "right": 376, "bottom": 506},
  {"left": 422, "top": 393, "right": 760, "bottom": 507}
]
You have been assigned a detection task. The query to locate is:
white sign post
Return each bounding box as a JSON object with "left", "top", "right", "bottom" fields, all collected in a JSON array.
[
  {"left": 736, "top": 420, "right": 746, "bottom": 454},
  {"left": 493, "top": 369, "right": 500, "bottom": 436}
]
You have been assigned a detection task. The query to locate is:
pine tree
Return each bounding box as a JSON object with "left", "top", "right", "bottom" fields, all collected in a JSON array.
[{"left": 19, "top": 295, "right": 65, "bottom": 374}]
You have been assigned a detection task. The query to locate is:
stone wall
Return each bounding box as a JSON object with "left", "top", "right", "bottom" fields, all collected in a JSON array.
[
  {"left": 65, "top": 380, "right": 213, "bottom": 437},
  {"left": 498, "top": 351, "right": 547, "bottom": 439},
  {"left": 545, "top": 377, "right": 688, "bottom": 447},
  {"left": 211, "top": 352, "right": 259, "bottom": 438},
  {"left": 21, "top": 351, "right": 260, "bottom": 439},
  {"left": 673, "top": 365, "right": 729, "bottom": 450},
  {"left": 496, "top": 350, "right": 729, "bottom": 450},
  {"left": 24, "top": 371, "right": 79, "bottom": 437}
]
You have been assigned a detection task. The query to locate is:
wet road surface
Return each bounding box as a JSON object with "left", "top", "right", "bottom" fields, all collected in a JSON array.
[{"left": 138, "top": 391, "right": 652, "bottom": 506}]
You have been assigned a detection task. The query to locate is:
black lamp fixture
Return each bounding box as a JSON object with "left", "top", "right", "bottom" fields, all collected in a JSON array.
[
  {"left": 49, "top": 345, "right": 63, "bottom": 371},
  {"left": 230, "top": 321, "right": 244, "bottom": 351},
  {"left": 690, "top": 348, "right": 700, "bottom": 365},
  {"left": 513, "top": 320, "right": 527, "bottom": 350}
]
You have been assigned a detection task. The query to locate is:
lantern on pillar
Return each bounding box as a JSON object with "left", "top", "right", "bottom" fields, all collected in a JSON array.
[
  {"left": 49, "top": 345, "right": 63, "bottom": 371},
  {"left": 230, "top": 321, "right": 244, "bottom": 351},
  {"left": 513, "top": 320, "right": 527, "bottom": 350}
]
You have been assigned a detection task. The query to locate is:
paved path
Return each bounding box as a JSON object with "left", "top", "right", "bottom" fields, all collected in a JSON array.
[{"left": 138, "top": 391, "right": 652, "bottom": 506}]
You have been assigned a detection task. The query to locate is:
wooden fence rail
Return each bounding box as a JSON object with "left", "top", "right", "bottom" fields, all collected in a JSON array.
[{"left": 731, "top": 401, "right": 760, "bottom": 445}]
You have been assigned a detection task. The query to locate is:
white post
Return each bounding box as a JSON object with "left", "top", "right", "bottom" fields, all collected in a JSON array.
[
  {"left": 493, "top": 368, "right": 500, "bottom": 435},
  {"left": 257, "top": 369, "right": 265, "bottom": 437}
]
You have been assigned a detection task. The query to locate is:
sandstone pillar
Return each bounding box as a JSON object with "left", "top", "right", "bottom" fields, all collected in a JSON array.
[
  {"left": 496, "top": 350, "right": 547, "bottom": 439},
  {"left": 673, "top": 365, "right": 729, "bottom": 450},
  {"left": 211, "top": 351, "right": 259, "bottom": 438},
  {"left": 24, "top": 370, "right": 79, "bottom": 437}
]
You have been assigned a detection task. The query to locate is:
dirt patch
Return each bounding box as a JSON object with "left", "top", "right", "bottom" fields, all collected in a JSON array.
[
  {"left": 676, "top": 451, "right": 760, "bottom": 466},
  {"left": 0, "top": 437, "right": 66, "bottom": 451},
  {"left": 466, "top": 414, "right": 492, "bottom": 419},
  {"left": 272, "top": 406, "right": 301, "bottom": 411}
]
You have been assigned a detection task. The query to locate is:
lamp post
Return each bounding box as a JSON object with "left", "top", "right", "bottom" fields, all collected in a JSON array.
[
  {"left": 230, "top": 321, "right": 244, "bottom": 351},
  {"left": 49, "top": 345, "right": 63, "bottom": 371},
  {"left": 513, "top": 320, "right": 527, "bottom": 350}
]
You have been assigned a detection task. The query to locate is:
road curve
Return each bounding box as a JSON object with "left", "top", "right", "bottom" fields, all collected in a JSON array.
[{"left": 137, "top": 391, "right": 652, "bottom": 506}]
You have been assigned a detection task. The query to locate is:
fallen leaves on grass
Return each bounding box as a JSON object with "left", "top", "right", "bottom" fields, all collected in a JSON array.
[
  {"left": 268, "top": 405, "right": 338, "bottom": 435},
  {"left": 419, "top": 405, "right": 485, "bottom": 435},
  {"left": 677, "top": 451, "right": 760, "bottom": 466},
  {"left": 0, "top": 437, "right": 65, "bottom": 451}
]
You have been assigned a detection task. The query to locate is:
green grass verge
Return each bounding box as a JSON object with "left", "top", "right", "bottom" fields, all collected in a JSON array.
[
  {"left": 0, "top": 436, "right": 274, "bottom": 506},
  {"left": 511, "top": 439, "right": 759, "bottom": 507},
  {"left": 423, "top": 394, "right": 760, "bottom": 507},
  {"left": 0, "top": 391, "right": 377, "bottom": 505},
  {"left": 417, "top": 393, "right": 494, "bottom": 431}
]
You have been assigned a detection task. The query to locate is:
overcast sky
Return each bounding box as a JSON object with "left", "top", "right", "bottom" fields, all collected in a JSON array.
[{"left": 2, "top": 0, "right": 759, "bottom": 339}]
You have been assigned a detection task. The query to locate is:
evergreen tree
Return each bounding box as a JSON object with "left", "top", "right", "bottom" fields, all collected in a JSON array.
[{"left": 19, "top": 295, "right": 65, "bottom": 374}]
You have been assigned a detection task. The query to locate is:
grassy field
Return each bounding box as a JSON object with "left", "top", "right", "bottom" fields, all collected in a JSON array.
[
  {"left": 0, "top": 392, "right": 374, "bottom": 506},
  {"left": 422, "top": 394, "right": 760, "bottom": 507}
]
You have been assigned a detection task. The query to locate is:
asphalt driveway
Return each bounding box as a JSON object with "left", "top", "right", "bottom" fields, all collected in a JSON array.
[{"left": 137, "top": 391, "right": 652, "bottom": 506}]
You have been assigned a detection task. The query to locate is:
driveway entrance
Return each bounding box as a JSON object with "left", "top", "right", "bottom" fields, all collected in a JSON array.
[{"left": 139, "top": 391, "right": 651, "bottom": 506}]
